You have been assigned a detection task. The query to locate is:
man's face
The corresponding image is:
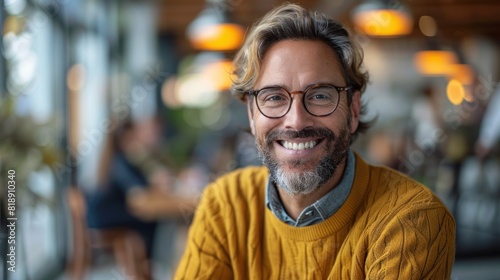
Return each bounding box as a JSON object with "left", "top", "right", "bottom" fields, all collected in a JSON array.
[{"left": 248, "top": 39, "right": 360, "bottom": 195}]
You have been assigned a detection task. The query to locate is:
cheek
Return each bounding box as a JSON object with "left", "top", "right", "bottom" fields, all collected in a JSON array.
[
  {"left": 253, "top": 124, "right": 270, "bottom": 152},
  {"left": 337, "top": 101, "right": 355, "bottom": 128},
  {"left": 334, "top": 101, "right": 351, "bottom": 116},
  {"left": 254, "top": 115, "right": 275, "bottom": 134},
  {"left": 253, "top": 117, "right": 282, "bottom": 148}
]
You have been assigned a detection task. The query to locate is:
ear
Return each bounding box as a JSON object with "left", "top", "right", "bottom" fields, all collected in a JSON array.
[
  {"left": 349, "top": 90, "right": 361, "bottom": 134},
  {"left": 247, "top": 99, "right": 256, "bottom": 136}
]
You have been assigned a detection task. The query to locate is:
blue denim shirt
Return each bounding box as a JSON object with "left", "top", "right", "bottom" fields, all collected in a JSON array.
[{"left": 266, "top": 149, "right": 355, "bottom": 227}]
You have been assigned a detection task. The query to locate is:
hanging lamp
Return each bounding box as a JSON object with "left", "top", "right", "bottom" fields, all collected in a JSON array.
[
  {"left": 351, "top": 0, "right": 413, "bottom": 37},
  {"left": 186, "top": 0, "right": 245, "bottom": 51}
]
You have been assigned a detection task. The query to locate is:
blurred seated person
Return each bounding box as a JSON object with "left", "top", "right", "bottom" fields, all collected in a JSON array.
[
  {"left": 86, "top": 118, "right": 171, "bottom": 259},
  {"left": 476, "top": 85, "right": 500, "bottom": 160}
]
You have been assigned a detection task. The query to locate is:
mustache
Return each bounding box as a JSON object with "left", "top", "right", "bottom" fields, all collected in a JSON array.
[{"left": 265, "top": 127, "right": 335, "bottom": 146}]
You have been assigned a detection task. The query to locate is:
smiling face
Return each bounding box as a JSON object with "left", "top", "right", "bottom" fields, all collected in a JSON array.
[{"left": 248, "top": 39, "right": 361, "bottom": 196}]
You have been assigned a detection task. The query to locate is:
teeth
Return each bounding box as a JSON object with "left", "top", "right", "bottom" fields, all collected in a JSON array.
[{"left": 282, "top": 140, "right": 317, "bottom": 151}]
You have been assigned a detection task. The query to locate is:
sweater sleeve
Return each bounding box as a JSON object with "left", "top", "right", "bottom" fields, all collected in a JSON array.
[
  {"left": 174, "top": 184, "right": 233, "bottom": 280},
  {"left": 366, "top": 203, "right": 456, "bottom": 280}
]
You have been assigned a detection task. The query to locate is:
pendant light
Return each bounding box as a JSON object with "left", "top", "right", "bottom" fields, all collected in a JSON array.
[
  {"left": 351, "top": 0, "right": 413, "bottom": 37},
  {"left": 186, "top": 0, "right": 245, "bottom": 51}
]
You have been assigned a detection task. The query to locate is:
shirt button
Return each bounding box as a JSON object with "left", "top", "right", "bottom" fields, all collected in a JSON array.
[{"left": 305, "top": 210, "right": 313, "bottom": 216}]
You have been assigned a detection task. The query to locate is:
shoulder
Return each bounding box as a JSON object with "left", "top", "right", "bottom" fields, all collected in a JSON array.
[
  {"left": 201, "top": 165, "right": 269, "bottom": 209},
  {"left": 213, "top": 165, "right": 269, "bottom": 188},
  {"left": 358, "top": 155, "right": 452, "bottom": 218},
  {"left": 375, "top": 164, "right": 439, "bottom": 202},
  {"left": 357, "top": 159, "right": 455, "bottom": 243}
]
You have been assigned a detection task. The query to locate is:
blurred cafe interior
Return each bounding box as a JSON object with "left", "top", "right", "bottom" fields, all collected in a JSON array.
[{"left": 1, "top": 0, "right": 500, "bottom": 279}]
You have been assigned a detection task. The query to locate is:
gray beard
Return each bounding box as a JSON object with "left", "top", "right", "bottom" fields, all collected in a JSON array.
[{"left": 257, "top": 126, "right": 351, "bottom": 196}]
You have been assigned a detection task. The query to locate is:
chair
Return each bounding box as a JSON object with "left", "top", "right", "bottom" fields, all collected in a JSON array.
[{"left": 65, "top": 187, "right": 151, "bottom": 280}]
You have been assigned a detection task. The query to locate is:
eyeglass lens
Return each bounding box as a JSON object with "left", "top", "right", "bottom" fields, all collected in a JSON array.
[{"left": 255, "top": 86, "right": 340, "bottom": 118}]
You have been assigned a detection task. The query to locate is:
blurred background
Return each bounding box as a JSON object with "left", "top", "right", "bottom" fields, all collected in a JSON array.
[{"left": 0, "top": 0, "right": 499, "bottom": 279}]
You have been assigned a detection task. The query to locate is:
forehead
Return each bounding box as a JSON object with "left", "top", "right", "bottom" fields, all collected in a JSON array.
[{"left": 256, "top": 39, "right": 345, "bottom": 89}]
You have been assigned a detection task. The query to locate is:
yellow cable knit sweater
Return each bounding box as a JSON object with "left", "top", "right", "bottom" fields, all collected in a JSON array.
[{"left": 175, "top": 154, "right": 455, "bottom": 279}]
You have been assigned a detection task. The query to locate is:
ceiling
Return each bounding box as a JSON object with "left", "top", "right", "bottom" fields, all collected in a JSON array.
[{"left": 157, "top": 0, "right": 500, "bottom": 54}]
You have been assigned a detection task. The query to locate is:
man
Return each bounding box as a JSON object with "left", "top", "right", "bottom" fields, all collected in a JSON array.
[{"left": 175, "top": 3, "right": 455, "bottom": 279}]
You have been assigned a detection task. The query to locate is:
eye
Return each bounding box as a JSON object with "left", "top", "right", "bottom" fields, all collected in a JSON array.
[
  {"left": 306, "top": 87, "right": 337, "bottom": 105},
  {"left": 258, "top": 88, "right": 289, "bottom": 103},
  {"left": 307, "top": 89, "right": 334, "bottom": 99},
  {"left": 310, "top": 93, "right": 330, "bottom": 100},
  {"left": 265, "top": 94, "right": 286, "bottom": 101}
]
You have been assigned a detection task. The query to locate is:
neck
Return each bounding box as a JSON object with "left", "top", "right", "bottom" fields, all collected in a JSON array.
[{"left": 277, "top": 156, "right": 347, "bottom": 220}]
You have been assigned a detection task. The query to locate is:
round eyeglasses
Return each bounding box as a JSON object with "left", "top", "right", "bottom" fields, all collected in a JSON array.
[{"left": 248, "top": 84, "right": 351, "bottom": 119}]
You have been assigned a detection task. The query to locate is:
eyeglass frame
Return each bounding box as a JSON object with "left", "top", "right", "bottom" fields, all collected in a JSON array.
[{"left": 247, "top": 83, "right": 352, "bottom": 119}]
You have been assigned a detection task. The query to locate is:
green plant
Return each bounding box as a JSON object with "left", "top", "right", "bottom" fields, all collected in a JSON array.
[{"left": 0, "top": 97, "right": 62, "bottom": 207}]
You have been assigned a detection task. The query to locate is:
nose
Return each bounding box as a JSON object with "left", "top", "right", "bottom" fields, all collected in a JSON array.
[{"left": 282, "top": 93, "right": 314, "bottom": 131}]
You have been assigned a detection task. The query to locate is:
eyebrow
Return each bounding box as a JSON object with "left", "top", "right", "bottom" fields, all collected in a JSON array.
[
  {"left": 256, "top": 82, "right": 341, "bottom": 91},
  {"left": 256, "top": 83, "right": 288, "bottom": 90}
]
